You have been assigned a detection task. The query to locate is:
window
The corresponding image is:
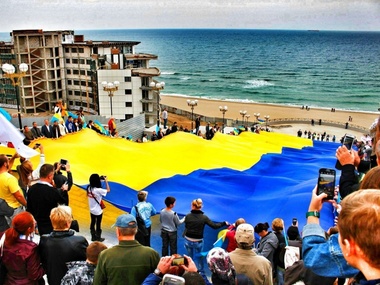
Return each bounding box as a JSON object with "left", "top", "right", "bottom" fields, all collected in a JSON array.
[
  {"left": 66, "top": 59, "right": 70, "bottom": 64},
  {"left": 72, "top": 59, "right": 78, "bottom": 64},
  {"left": 124, "top": 77, "right": 131, "bottom": 82},
  {"left": 73, "top": 70, "right": 79, "bottom": 75},
  {"left": 125, "top": 114, "right": 133, "bottom": 120},
  {"left": 80, "top": 59, "right": 85, "bottom": 65},
  {"left": 67, "top": 70, "right": 71, "bottom": 75},
  {"left": 142, "top": 90, "right": 149, "bottom": 99},
  {"left": 72, "top": 48, "right": 77, "bottom": 53},
  {"left": 125, "top": 89, "right": 132, "bottom": 95},
  {"left": 142, "top": 77, "right": 149, "bottom": 86},
  {"left": 80, "top": 70, "right": 86, "bottom": 76},
  {"left": 125, "top": 102, "right": 132, "bottom": 107},
  {"left": 65, "top": 48, "right": 70, "bottom": 53},
  {"left": 78, "top": 48, "right": 84, "bottom": 53},
  {"left": 68, "top": 80, "right": 72, "bottom": 85}
]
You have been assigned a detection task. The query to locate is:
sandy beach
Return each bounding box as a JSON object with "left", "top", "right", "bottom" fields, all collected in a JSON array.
[
  {"left": 161, "top": 94, "right": 378, "bottom": 129},
  {"left": 161, "top": 94, "right": 379, "bottom": 140}
]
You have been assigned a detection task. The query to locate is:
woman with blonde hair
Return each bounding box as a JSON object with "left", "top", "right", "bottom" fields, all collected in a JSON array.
[
  {"left": 0, "top": 211, "right": 45, "bottom": 285},
  {"left": 39, "top": 205, "right": 88, "bottom": 285},
  {"left": 183, "top": 198, "right": 229, "bottom": 273}
]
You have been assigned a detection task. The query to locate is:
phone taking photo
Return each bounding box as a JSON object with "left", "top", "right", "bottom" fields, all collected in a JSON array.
[
  {"left": 171, "top": 256, "right": 188, "bottom": 266},
  {"left": 335, "top": 134, "right": 355, "bottom": 170},
  {"left": 60, "top": 159, "right": 68, "bottom": 171},
  {"left": 317, "top": 168, "right": 336, "bottom": 200}
]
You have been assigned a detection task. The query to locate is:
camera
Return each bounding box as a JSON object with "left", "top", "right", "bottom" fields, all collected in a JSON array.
[
  {"left": 100, "top": 175, "right": 107, "bottom": 180},
  {"left": 171, "top": 256, "right": 187, "bottom": 266},
  {"left": 60, "top": 159, "right": 68, "bottom": 171},
  {"left": 162, "top": 274, "right": 185, "bottom": 285},
  {"left": 292, "top": 218, "right": 297, "bottom": 226}
]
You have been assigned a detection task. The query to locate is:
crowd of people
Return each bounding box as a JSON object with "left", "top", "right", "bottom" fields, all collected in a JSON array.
[
  {"left": 1, "top": 105, "right": 380, "bottom": 284},
  {"left": 296, "top": 129, "right": 337, "bottom": 142}
]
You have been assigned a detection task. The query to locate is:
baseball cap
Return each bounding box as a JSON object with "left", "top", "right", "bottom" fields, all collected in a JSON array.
[
  {"left": 112, "top": 214, "right": 137, "bottom": 228},
  {"left": 235, "top": 223, "right": 254, "bottom": 245}
]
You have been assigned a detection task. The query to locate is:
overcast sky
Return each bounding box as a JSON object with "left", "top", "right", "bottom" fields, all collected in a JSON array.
[{"left": 1, "top": 0, "right": 379, "bottom": 32}]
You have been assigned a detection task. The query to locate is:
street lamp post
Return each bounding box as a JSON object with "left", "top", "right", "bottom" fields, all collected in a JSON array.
[
  {"left": 254, "top": 112, "right": 261, "bottom": 124},
  {"left": 187, "top": 99, "right": 198, "bottom": 130},
  {"left": 101, "top": 81, "right": 120, "bottom": 116},
  {"left": 264, "top": 115, "right": 270, "bottom": 128},
  {"left": 1, "top": 63, "right": 28, "bottom": 129},
  {"left": 245, "top": 114, "right": 251, "bottom": 125},
  {"left": 239, "top": 110, "right": 247, "bottom": 125},
  {"left": 150, "top": 81, "right": 165, "bottom": 128},
  {"left": 219, "top": 105, "right": 228, "bottom": 133}
]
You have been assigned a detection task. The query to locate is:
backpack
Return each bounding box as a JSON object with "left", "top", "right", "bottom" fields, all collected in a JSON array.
[{"left": 135, "top": 206, "right": 149, "bottom": 236}]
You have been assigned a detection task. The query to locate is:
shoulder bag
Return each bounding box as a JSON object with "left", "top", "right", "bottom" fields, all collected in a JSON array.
[{"left": 88, "top": 187, "right": 106, "bottom": 209}]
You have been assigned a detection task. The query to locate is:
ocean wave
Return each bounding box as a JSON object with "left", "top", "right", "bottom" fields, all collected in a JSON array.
[
  {"left": 161, "top": 93, "right": 379, "bottom": 114},
  {"left": 200, "top": 79, "right": 218, "bottom": 82},
  {"left": 161, "top": 71, "right": 176, "bottom": 75},
  {"left": 243, "top": 79, "right": 274, "bottom": 89},
  {"left": 272, "top": 72, "right": 298, "bottom": 76},
  {"left": 180, "top": 77, "right": 191, "bottom": 81}
]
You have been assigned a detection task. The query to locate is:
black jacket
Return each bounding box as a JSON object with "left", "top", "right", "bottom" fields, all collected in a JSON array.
[
  {"left": 184, "top": 209, "right": 226, "bottom": 239},
  {"left": 39, "top": 230, "right": 88, "bottom": 285},
  {"left": 26, "top": 182, "right": 68, "bottom": 235}
]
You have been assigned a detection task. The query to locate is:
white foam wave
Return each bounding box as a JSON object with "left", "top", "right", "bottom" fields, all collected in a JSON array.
[
  {"left": 180, "top": 77, "right": 190, "bottom": 81},
  {"left": 243, "top": 79, "right": 274, "bottom": 89},
  {"left": 161, "top": 71, "right": 176, "bottom": 75}
]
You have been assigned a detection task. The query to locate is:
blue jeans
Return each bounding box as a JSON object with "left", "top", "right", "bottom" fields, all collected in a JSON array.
[
  {"left": 276, "top": 266, "right": 285, "bottom": 285},
  {"left": 184, "top": 238, "right": 204, "bottom": 272}
]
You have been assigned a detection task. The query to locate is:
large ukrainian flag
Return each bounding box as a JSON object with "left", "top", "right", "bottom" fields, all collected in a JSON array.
[{"left": 24, "top": 128, "right": 337, "bottom": 231}]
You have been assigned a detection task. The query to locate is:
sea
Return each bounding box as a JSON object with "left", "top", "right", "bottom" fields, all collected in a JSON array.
[{"left": 1, "top": 29, "right": 380, "bottom": 112}]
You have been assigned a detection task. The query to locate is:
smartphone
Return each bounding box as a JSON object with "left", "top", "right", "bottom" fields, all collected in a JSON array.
[
  {"left": 292, "top": 218, "right": 297, "bottom": 226},
  {"left": 171, "top": 256, "right": 188, "bottom": 266},
  {"left": 342, "top": 134, "right": 355, "bottom": 151},
  {"left": 317, "top": 168, "right": 336, "bottom": 200},
  {"left": 162, "top": 274, "right": 185, "bottom": 285},
  {"left": 33, "top": 143, "right": 41, "bottom": 149},
  {"left": 60, "top": 159, "right": 68, "bottom": 171},
  {"left": 335, "top": 134, "right": 355, "bottom": 170}
]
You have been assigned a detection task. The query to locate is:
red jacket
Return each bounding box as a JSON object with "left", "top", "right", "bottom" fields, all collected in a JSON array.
[
  {"left": 225, "top": 226, "right": 238, "bottom": 252},
  {"left": 1, "top": 236, "right": 45, "bottom": 285}
]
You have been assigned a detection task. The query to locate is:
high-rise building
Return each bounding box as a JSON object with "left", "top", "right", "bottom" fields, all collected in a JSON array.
[{"left": 0, "top": 29, "right": 162, "bottom": 125}]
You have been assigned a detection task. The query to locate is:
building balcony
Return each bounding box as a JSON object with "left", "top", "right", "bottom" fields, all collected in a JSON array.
[
  {"left": 140, "top": 98, "right": 154, "bottom": 103},
  {"left": 131, "top": 67, "right": 161, "bottom": 77}
]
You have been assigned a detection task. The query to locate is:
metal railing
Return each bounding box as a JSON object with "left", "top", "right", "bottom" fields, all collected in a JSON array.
[{"left": 161, "top": 104, "right": 369, "bottom": 133}]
